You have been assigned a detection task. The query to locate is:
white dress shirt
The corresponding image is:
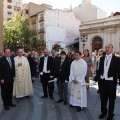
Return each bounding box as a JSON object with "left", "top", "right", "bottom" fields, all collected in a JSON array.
[
  {"left": 43, "top": 56, "right": 48, "bottom": 73},
  {"left": 101, "top": 53, "right": 113, "bottom": 80}
]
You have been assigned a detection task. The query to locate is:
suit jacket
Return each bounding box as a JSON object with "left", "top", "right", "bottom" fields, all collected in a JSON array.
[
  {"left": 0, "top": 57, "right": 15, "bottom": 83},
  {"left": 51, "top": 56, "right": 60, "bottom": 76},
  {"left": 94, "top": 55, "right": 120, "bottom": 85},
  {"left": 39, "top": 56, "right": 54, "bottom": 76},
  {"left": 55, "top": 59, "right": 70, "bottom": 82},
  {"left": 27, "top": 56, "right": 36, "bottom": 77}
]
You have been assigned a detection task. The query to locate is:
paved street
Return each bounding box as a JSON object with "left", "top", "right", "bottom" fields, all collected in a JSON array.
[{"left": 0, "top": 79, "right": 120, "bottom": 120}]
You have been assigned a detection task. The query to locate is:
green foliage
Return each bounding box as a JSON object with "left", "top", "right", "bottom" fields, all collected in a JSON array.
[{"left": 3, "top": 12, "right": 36, "bottom": 51}]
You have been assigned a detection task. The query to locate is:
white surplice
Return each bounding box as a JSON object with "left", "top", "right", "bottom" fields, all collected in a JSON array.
[
  {"left": 69, "top": 59, "right": 87, "bottom": 107},
  {"left": 13, "top": 56, "right": 33, "bottom": 98}
]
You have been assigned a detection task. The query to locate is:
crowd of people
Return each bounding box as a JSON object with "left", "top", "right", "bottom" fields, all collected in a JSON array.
[{"left": 0, "top": 44, "right": 120, "bottom": 120}]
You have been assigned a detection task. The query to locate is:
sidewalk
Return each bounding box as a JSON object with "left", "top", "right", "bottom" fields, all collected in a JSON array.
[{"left": 0, "top": 79, "right": 119, "bottom": 120}]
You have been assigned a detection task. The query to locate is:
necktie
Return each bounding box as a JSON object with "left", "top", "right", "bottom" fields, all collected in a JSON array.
[
  {"left": 60, "top": 60, "right": 63, "bottom": 67},
  {"left": 8, "top": 58, "right": 12, "bottom": 68}
]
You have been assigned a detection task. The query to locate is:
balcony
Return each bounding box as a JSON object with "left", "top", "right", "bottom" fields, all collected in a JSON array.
[
  {"left": 39, "top": 17, "right": 44, "bottom": 22},
  {"left": 38, "top": 28, "right": 45, "bottom": 34}
]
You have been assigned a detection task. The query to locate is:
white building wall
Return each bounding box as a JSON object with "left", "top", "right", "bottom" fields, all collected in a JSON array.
[
  {"left": 41, "top": 9, "right": 80, "bottom": 51},
  {"left": 72, "top": 3, "right": 107, "bottom": 22},
  {"left": 97, "top": 8, "right": 107, "bottom": 19}
]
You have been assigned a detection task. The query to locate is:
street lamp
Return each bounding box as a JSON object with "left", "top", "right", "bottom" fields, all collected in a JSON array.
[{"left": 81, "top": 35, "right": 88, "bottom": 52}]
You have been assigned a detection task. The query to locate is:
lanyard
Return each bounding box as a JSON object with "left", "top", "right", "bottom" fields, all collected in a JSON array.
[{"left": 105, "top": 55, "right": 112, "bottom": 66}]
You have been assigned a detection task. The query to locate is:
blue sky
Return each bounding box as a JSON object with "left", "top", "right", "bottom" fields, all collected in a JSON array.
[{"left": 23, "top": 0, "right": 120, "bottom": 16}]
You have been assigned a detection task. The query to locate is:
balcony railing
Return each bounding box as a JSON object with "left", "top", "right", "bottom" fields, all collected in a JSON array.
[
  {"left": 39, "top": 17, "right": 44, "bottom": 22},
  {"left": 38, "top": 28, "right": 45, "bottom": 34}
]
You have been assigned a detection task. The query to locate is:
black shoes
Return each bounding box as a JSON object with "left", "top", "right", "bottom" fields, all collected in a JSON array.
[
  {"left": 64, "top": 101, "right": 67, "bottom": 105},
  {"left": 50, "top": 96, "right": 54, "bottom": 100},
  {"left": 57, "top": 99, "right": 63, "bottom": 103},
  {"left": 97, "top": 90, "right": 100, "bottom": 93},
  {"left": 99, "top": 113, "right": 106, "bottom": 119},
  {"left": 106, "top": 115, "right": 114, "bottom": 120},
  {"left": 41, "top": 95, "right": 48, "bottom": 99},
  {"left": 9, "top": 104, "right": 16, "bottom": 107},
  {"left": 4, "top": 106, "right": 9, "bottom": 110},
  {"left": 69, "top": 105, "right": 74, "bottom": 108},
  {"left": 76, "top": 107, "right": 82, "bottom": 112}
]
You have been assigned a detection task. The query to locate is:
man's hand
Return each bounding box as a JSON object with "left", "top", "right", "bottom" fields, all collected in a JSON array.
[
  {"left": 54, "top": 78, "right": 57, "bottom": 81},
  {"left": 74, "top": 80, "right": 78, "bottom": 84},
  {"left": 72, "top": 80, "right": 78, "bottom": 84},
  {"left": 40, "top": 72, "right": 43, "bottom": 75},
  {"left": 50, "top": 76, "right": 53, "bottom": 78},
  {"left": 72, "top": 80, "right": 75, "bottom": 83},
  {"left": 18, "top": 63, "right": 22, "bottom": 67},
  {"left": 1, "top": 79, "right": 4, "bottom": 84},
  {"left": 90, "top": 81, "right": 96, "bottom": 86}
]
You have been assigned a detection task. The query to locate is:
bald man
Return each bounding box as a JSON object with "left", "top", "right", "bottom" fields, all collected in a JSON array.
[
  {"left": 13, "top": 49, "right": 33, "bottom": 98},
  {"left": 39, "top": 48, "right": 54, "bottom": 100},
  {"left": 93, "top": 44, "right": 120, "bottom": 120},
  {"left": 0, "top": 49, "right": 16, "bottom": 110}
]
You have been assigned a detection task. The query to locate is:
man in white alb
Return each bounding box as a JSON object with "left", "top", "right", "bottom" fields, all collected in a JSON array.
[
  {"left": 13, "top": 49, "right": 33, "bottom": 98},
  {"left": 69, "top": 51, "right": 87, "bottom": 112}
]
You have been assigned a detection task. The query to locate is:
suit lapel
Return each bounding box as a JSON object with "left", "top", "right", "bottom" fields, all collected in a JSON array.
[
  {"left": 5, "top": 57, "right": 11, "bottom": 69},
  {"left": 108, "top": 55, "right": 114, "bottom": 71}
]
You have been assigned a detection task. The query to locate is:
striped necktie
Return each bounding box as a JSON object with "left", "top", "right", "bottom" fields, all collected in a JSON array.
[{"left": 8, "top": 58, "right": 12, "bottom": 68}]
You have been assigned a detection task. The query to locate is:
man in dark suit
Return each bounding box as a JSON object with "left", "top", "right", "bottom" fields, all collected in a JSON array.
[
  {"left": 54, "top": 51, "right": 70, "bottom": 105},
  {"left": 51, "top": 49, "right": 60, "bottom": 89},
  {"left": 0, "top": 49, "right": 16, "bottom": 110},
  {"left": 93, "top": 44, "right": 120, "bottom": 120},
  {"left": 39, "top": 48, "right": 54, "bottom": 100}
]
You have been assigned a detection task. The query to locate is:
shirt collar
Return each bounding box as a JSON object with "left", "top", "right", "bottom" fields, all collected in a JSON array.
[
  {"left": 106, "top": 53, "right": 112, "bottom": 57},
  {"left": 44, "top": 56, "right": 48, "bottom": 59},
  {"left": 61, "top": 59, "right": 65, "bottom": 62},
  {"left": 6, "top": 57, "right": 10, "bottom": 59}
]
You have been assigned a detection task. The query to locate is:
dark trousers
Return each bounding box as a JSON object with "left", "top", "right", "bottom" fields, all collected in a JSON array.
[
  {"left": 40, "top": 73, "right": 54, "bottom": 97},
  {"left": 1, "top": 82, "right": 13, "bottom": 106},
  {"left": 99, "top": 79, "right": 116, "bottom": 116},
  {"left": 58, "top": 80, "right": 68, "bottom": 101}
]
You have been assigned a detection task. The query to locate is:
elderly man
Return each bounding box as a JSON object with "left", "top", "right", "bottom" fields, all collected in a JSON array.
[
  {"left": 13, "top": 49, "right": 33, "bottom": 98},
  {"left": 93, "top": 44, "right": 120, "bottom": 120},
  {"left": 0, "top": 49, "right": 16, "bottom": 110}
]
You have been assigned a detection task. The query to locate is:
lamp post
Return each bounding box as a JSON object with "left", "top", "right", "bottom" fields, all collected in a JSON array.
[{"left": 81, "top": 35, "right": 88, "bottom": 52}]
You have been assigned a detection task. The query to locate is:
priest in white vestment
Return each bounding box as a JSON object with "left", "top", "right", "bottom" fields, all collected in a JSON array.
[
  {"left": 13, "top": 49, "right": 33, "bottom": 98},
  {"left": 69, "top": 51, "right": 87, "bottom": 112}
]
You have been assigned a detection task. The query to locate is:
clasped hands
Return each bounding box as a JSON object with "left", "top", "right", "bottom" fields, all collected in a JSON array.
[
  {"left": 72, "top": 80, "right": 78, "bottom": 84},
  {"left": 18, "top": 63, "right": 22, "bottom": 67}
]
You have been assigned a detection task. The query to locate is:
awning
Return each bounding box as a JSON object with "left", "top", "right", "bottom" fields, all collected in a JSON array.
[{"left": 66, "top": 37, "right": 79, "bottom": 47}]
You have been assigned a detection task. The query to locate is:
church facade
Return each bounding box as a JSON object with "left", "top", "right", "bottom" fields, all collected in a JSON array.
[{"left": 79, "top": 15, "right": 120, "bottom": 53}]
